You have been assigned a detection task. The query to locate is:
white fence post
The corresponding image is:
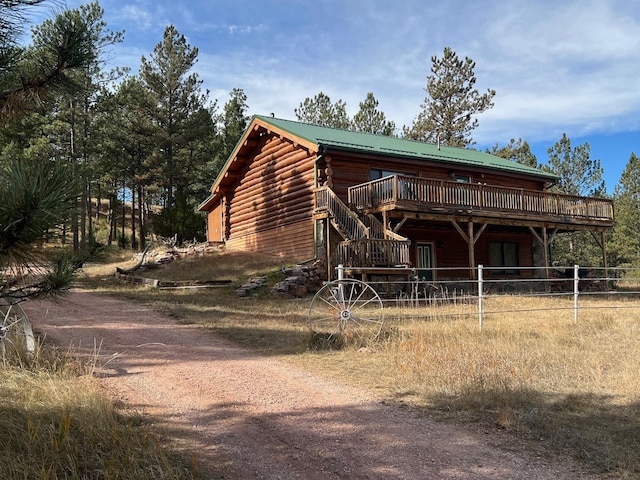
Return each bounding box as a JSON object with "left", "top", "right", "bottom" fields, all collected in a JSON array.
[
  {"left": 337, "top": 264, "right": 345, "bottom": 305},
  {"left": 574, "top": 264, "right": 579, "bottom": 323},
  {"left": 478, "top": 264, "right": 484, "bottom": 332}
]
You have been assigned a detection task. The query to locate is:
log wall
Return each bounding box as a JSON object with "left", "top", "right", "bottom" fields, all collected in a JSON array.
[
  {"left": 225, "top": 221, "right": 315, "bottom": 260},
  {"left": 224, "top": 135, "right": 317, "bottom": 260}
]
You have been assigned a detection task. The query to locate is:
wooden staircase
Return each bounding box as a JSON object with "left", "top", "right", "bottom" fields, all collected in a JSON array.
[{"left": 314, "top": 187, "right": 411, "bottom": 267}]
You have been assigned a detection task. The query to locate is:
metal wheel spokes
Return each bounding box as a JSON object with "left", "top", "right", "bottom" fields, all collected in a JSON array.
[
  {"left": 0, "top": 302, "right": 35, "bottom": 364},
  {"left": 308, "top": 279, "right": 384, "bottom": 345}
]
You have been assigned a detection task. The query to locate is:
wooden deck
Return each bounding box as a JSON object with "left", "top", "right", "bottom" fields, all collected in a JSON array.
[{"left": 348, "top": 175, "right": 615, "bottom": 229}]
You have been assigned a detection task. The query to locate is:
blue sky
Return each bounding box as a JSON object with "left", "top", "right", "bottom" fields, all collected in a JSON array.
[{"left": 31, "top": 0, "right": 640, "bottom": 192}]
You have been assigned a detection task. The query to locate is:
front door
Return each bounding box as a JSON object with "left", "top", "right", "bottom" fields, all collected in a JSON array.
[{"left": 417, "top": 243, "right": 434, "bottom": 281}]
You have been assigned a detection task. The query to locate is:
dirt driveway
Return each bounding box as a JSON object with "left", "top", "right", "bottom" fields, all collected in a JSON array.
[{"left": 23, "top": 290, "right": 599, "bottom": 480}]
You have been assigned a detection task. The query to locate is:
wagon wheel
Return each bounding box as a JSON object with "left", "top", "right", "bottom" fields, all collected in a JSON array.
[
  {"left": 0, "top": 301, "right": 35, "bottom": 364},
  {"left": 308, "top": 279, "right": 384, "bottom": 346}
]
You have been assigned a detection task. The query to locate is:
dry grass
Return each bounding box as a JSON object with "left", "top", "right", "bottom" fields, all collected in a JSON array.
[
  {"left": 0, "top": 346, "right": 199, "bottom": 479},
  {"left": 80, "top": 250, "right": 640, "bottom": 477}
]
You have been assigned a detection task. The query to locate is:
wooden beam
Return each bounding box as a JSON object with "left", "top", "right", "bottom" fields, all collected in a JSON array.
[
  {"left": 392, "top": 217, "right": 407, "bottom": 233},
  {"left": 451, "top": 220, "right": 469, "bottom": 243},
  {"left": 528, "top": 226, "right": 544, "bottom": 246},
  {"left": 451, "top": 221, "right": 477, "bottom": 279},
  {"left": 590, "top": 230, "right": 604, "bottom": 249},
  {"left": 602, "top": 230, "right": 610, "bottom": 290},
  {"left": 382, "top": 209, "right": 614, "bottom": 231},
  {"left": 473, "top": 223, "right": 488, "bottom": 244},
  {"left": 326, "top": 218, "right": 332, "bottom": 281},
  {"left": 590, "top": 230, "right": 610, "bottom": 289}
]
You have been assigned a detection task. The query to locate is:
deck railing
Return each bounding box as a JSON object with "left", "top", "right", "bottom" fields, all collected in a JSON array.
[
  {"left": 337, "top": 238, "right": 411, "bottom": 267},
  {"left": 348, "top": 176, "right": 615, "bottom": 222}
]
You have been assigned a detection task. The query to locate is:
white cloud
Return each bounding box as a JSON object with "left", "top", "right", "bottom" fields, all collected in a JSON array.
[{"left": 87, "top": 0, "right": 640, "bottom": 151}]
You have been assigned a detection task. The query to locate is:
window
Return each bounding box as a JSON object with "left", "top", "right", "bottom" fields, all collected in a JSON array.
[
  {"left": 489, "top": 242, "right": 519, "bottom": 274},
  {"left": 453, "top": 174, "right": 471, "bottom": 183},
  {"left": 369, "top": 169, "right": 415, "bottom": 180}
]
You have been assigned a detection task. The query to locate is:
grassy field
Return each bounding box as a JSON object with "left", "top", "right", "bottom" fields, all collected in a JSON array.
[{"left": 6, "top": 247, "right": 639, "bottom": 478}]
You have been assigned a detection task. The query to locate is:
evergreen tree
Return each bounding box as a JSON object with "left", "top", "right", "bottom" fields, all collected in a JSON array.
[
  {"left": 294, "top": 91, "right": 350, "bottom": 129},
  {"left": 0, "top": 0, "right": 97, "bottom": 118},
  {"left": 38, "top": 2, "right": 124, "bottom": 249},
  {"left": 96, "top": 76, "right": 155, "bottom": 248},
  {"left": 610, "top": 153, "right": 640, "bottom": 266},
  {"left": 545, "top": 133, "right": 605, "bottom": 196},
  {"left": 1, "top": 1, "right": 97, "bottom": 302},
  {"left": 544, "top": 134, "right": 606, "bottom": 266},
  {"left": 488, "top": 138, "right": 538, "bottom": 168},
  {"left": 219, "top": 87, "right": 248, "bottom": 163},
  {"left": 140, "top": 25, "right": 209, "bottom": 208},
  {"left": 140, "top": 25, "right": 215, "bottom": 242},
  {"left": 406, "top": 46, "right": 495, "bottom": 147},
  {"left": 352, "top": 92, "right": 396, "bottom": 136}
]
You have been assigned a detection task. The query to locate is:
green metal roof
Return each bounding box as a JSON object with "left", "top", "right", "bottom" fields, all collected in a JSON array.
[{"left": 255, "top": 115, "right": 557, "bottom": 181}]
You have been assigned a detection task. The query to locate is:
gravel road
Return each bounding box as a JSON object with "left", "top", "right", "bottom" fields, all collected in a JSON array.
[{"left": 23, "top": 290, "right": 600, "bottom": 480}]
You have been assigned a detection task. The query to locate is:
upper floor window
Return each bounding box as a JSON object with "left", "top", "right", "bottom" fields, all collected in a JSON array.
[
  {"left": 453, "top": 174, "right": 471, "bottom": 183},
  {"left": 370, "top": 169, "right": 415, "bottom": 181}
]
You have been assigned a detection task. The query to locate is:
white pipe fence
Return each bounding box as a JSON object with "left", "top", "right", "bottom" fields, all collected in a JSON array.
[{"left": 335, "top": 264, "right": 640, "bottom": 331}]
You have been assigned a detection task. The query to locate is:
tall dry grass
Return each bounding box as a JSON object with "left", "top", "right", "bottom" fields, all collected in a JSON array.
[
  {"left": 1, "top": 311, "right": 200, "bottom": 479},
  {"left": 83, "top": 250, "right": 640, "bottom": 477}
]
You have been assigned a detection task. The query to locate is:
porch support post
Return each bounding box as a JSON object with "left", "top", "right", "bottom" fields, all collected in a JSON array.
[
  {"left": 451, "top": 220, "right": 487, "bottom": 280},
  {"left": 529, "top": 226, "right": 551, "bottom": 290},
  {"left": 326, "top": 217, "right": 332, "bottom": 281},
  {"left": 392, "top": 217, "right": 407, "bottom": 234},
  {"left": 602, "top": 231, "right": 609, "bottom": 290},
  {"left": 468, "top": 221, "right": 475, "bottom": 280}
]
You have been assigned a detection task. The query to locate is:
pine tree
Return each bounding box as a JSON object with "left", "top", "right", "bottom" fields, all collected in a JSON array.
[
  {"left": 38, "top": 2, "right": 124, "bottom": 249},
  {"left": 219, "top": 87, "right": 249, "bottom": 162},
  {"left": 352, "top": 92, "right": 396, "bottom": 136},
  {"left": 0, "top": 0, "right": 97, "bottom": 118},
  {"left": 140, "top": 25, "right": 216, "bottom": 242},
  {"left": 0, "top": 1, "right": 96, "bottom": 302},
  {"left": 545, "top": 133, "right": 605, "bottom": 196},
  {"left": 544, "top": 134, "right": 606, "bottom": 266},
  {"left": 406, "top": 47, "right": 495, "bottom": 147},
  {"left": 488, "top": 138, "right": 538, "bottom": 168},
  {"left": 610, "top": 153, "right": 640, "bottom": 266},
  {"left": 294, "top": 92, "right": 350, "bottom": 129}
]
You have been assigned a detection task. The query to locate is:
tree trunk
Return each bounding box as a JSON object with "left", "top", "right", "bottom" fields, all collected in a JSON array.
[
  {"left": 131, "top": 184, "right": 137, "bottom": 250},
  {"left": 137, "top": 183, "right": 146, "bottom": 249}
]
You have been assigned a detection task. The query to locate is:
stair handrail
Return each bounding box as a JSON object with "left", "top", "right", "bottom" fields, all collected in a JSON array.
[{"left": 315, "top": 187, "right": 369, "bottom": 240}]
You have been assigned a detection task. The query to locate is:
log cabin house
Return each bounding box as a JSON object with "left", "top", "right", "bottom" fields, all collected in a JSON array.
[{"left": 199, "top": 115, "right": 614, "bottom": 286}]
